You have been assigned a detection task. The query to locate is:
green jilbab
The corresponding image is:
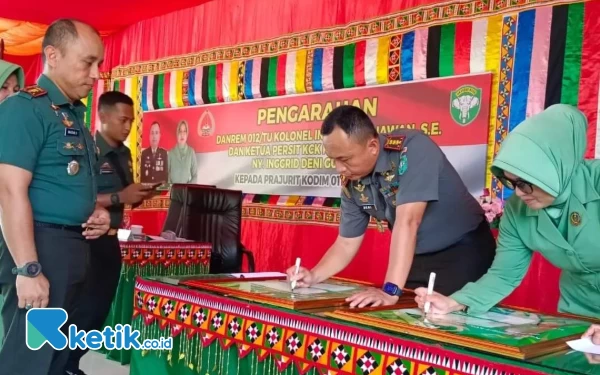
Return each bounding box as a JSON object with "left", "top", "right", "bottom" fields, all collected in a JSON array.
[
  {"left": 168, "top": 141, "right": 198, "bottom": 184},
  {"left": 0, "top": 59, "right": 24, "bottom": 97},
  {"left": 451, "top": 104, "right": 600, "bottom": 319}
]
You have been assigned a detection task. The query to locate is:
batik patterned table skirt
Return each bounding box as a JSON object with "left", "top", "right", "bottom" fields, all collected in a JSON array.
[
  {"left": 99, "top": 242, "right": 212, "bottom": 365},
  {"left": 128, "top": 277, "right": 594, "bottom": 375}
]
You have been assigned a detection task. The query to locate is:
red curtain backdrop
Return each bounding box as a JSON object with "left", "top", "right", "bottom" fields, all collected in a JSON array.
[
  {"left": 6, "top": 0, "right": 446, "bottom": 84},
  {"left": 125, "top": 210, "right": 561, "bottom": 315},
  {"left": 102, "top": 0, "right": 442, "bottom": 69}
]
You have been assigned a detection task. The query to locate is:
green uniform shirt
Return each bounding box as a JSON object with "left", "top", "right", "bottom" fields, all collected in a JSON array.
[
  {"left": 0, "top": 74, "right": 97, "bottom": 226},
  {"left": 451, "top": 104, "right": 600, "bottom": 319},
  {"left": 340, "top": 131, "right": 484, "bottom": 254},
  {"left": 95, "top": 132, "right": 133, "bottom": 228}
]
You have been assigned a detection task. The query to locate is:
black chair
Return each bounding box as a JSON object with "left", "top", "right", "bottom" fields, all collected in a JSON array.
[{"left": 162, "top": 184, "right": 255, "bottom": 273}]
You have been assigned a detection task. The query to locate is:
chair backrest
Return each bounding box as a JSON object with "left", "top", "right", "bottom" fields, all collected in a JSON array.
[{"left": 163, "top": 184, "right": 243, "bottom": 273}]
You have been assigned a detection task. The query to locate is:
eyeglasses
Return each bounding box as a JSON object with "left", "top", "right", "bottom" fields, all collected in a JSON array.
[{"left": 498, "top": 175, "right": 534, "bottom": 194}]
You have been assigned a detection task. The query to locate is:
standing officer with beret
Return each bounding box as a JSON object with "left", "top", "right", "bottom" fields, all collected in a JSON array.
[
  {"left": 0, "top": 19, "right": 109, "bottom": 375},
  {"left": 287, "top": 105, "right": 496, "bottom": 307}
]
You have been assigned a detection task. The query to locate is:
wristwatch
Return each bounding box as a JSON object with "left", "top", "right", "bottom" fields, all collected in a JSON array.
[
  {"left": 12, "top": 261, "right": 42, "bottom": 277},
  {"left": 110, "top": 193, "right": 120, "bottom": 206},
  {"left": 382, "top": 282, "right": 403, "bottom": 297}
]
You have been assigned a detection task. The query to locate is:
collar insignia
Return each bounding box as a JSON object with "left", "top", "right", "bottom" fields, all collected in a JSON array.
[{"left": 383, "top": 135, "right": 406, "bottom": 151}]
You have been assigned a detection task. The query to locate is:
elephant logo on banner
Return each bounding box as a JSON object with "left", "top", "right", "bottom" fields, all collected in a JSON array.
[
  {"left": 197, "top": 110, "right": 216, "bottom": 137},
  {"left": 450, "top": 85, "right": 482, "bottom": 126}
]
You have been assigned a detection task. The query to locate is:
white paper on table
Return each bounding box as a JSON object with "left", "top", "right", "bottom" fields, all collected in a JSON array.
[
  {"left": 231, "top": 272, "right": 286, "bottom": 279},
  {"left": 117, "top": 229, "right": 131, "bottom": 241},
  {"left": 567, "top": 338, "right": 600, "bottom": 354},
  {"left": 258, "top": 281, "right": 328, "bottom": 295},
  {"left": 311, "top": 283, "right": 356, "bottom": 292}
]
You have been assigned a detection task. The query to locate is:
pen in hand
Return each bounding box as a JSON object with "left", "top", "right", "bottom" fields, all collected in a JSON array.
[
  {"left": 290, "top": 257, "right": 301, "bottom": 290},
  {"left": 424, "top": 272, "right": 436, "bottom": 315}
]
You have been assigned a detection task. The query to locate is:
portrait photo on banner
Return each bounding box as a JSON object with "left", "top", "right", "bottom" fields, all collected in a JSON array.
[{"left": 141, "top": 72, "right": 492, "bottom": 198}]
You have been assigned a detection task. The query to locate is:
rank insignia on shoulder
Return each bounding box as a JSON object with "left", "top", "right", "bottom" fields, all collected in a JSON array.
[
  {"left": 340, "top": 175, "right": 351, "bottom": 198},
  {"left": 21, "top": 85, "right": 47, "bottom": 98},
  {"left": 383, "top": 135, "right": 406, "bottom": 151}
]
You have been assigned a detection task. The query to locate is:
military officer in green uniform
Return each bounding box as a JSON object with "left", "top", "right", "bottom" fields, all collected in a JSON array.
[
  {"left": 287, "top": 105, "right": 496, "bottom": 308},
  {"left": 141, "top": 121, "right": 169, "bottom": 183},
  {"left": 0, "top": 19, "right": 109, "bottom": 375},
  {"left": 65, "top": 91, "right": 155, "bottom": 374}
]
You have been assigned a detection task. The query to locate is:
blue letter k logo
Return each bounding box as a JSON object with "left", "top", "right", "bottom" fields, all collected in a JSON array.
[{"left": 26, "top": 308, "right": 68, "bottom": 350}]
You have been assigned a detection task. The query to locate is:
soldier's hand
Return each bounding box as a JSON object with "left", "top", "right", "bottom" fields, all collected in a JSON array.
[
  {"left": 82, "top": 207, "right": 111, "bottom": 239},
  {"left": 16, "top": 273, "right": 50, "bottom": 309},
  {"left": 582, "top": 324, "right": 600, "bottom": 345},
  {"left": 120, "top": 183, "right": 154, "bottom": 205},
  {"left": 286, "top": 266, "right": 314, "bottom": 288},
  {"left": 414, "top": 287, "right": 465, "bottom": 315}
]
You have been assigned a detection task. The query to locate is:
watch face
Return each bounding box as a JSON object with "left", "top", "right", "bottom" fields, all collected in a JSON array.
[
  {"left": 26, "top": 263, "right": 40, "bottom": 276},
  {"left": 384, "top": 283, "right": 398, "bottom": 295}
]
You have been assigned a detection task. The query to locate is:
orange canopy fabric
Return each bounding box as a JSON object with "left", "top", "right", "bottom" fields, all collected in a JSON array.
[{"left": 0, "top": 19, "right": 46, "bottom": 56}]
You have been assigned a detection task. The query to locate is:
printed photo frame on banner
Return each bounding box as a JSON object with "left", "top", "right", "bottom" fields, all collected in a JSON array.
[
  {"left": 180, "top": 277, "right": 413, "bottom": 311},
  {"left": 325, "top": 305, "right": 595, "bottom": 360}
]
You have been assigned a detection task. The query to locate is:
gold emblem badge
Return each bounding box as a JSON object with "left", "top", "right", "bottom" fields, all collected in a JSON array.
[
  {"left": 359, "top": 194, "right": 369, "bottom": 203},
  {"left": 570, "top": 212, "right": 582, "bottom": 226},
  {"left": 354, "top": 183, "right": 365, "bottom": 193}
]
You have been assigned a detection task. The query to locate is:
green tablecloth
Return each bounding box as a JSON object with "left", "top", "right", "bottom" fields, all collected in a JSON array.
[
  {"left": 129, "top": 277, "right": 600, "bottom": 375},
  {"left": 99, "top": 242, "right": 211, "bottom": 365}
]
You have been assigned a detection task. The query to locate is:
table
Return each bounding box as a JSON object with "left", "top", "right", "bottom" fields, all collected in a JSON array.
[
  {"left": 129, "top": 277, "right": 599, "bottom": 375},
  {"left": 100, "top": 241, "right": 212, "bottom": 365}
]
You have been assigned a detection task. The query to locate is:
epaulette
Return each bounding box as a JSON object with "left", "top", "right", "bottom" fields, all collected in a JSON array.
[
  {"left": 340, "top": 175, "right": 352, "bottom": 198},
  {"left": 19, "top": 85, "right": 47, "bottom": 99},
  {"left": 383, "top": 135, "right": 406, "bottom": 151}
]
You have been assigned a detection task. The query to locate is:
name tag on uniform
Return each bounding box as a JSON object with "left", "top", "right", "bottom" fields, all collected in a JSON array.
[
  {"left": 99, "top": 162, "right": 114, "bottom": 174},
  {"left": 361, "top": 204, "right": 376, "bottom": 211},
  {"left": 64, "top": 128, "right": 80, "bottom": 137}
]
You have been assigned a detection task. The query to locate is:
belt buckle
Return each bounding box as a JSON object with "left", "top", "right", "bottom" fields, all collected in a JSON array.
[{"left": 108, "top": 228, "right": 118, "bottom": 236}]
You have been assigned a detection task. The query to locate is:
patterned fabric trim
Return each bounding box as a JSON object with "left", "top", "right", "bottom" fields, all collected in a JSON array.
[
  {"left": 121, "top": 244, "right": 211, "bottom": 266},
  {"left": 135, "top": 278, "right": 550, "bottom": 375},
  {"left": 131, "top": 200, "right": 390, "bottom": 227},
  {"left": 110, "top": 0, "right": 574, "bottom": 78}
]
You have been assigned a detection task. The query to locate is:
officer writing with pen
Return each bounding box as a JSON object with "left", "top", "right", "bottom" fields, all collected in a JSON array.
[
  {"left": 0, "top": 19, "right": 110, "bottom": 375},
  {"left": 66, "top": 91, "right": 157, "bottom": 375},
  {"left": 287, "top": 106, "right": 496, "bottom": 307}
]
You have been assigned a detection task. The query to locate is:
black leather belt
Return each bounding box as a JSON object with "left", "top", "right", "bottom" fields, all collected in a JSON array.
[{"left": 34, "top": 221, "right": 83, "bottom": 234}]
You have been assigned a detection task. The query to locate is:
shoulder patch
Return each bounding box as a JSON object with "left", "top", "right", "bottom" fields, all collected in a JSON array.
[
  {"left": 383, "top": 135, "right": 406, "bottom": 151},
  {"left": 340, "top": 175, "right": 351, "bottom": 198},
  {"left": 20, "top": 85, "right": 47, "bottom": 98}
]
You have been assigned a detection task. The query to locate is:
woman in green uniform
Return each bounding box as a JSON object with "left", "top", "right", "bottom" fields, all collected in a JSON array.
[
  {"left": 414, "top": 104, "right": 599, "bottom": 321},
  {"left": 168, "top": 120, "right": 197, "bottom": 184},
  {"left": 0, "top": 60, "right": 24, "bottom": 103},
  {"left": 0, "top": 60, "right": 23, "bottom": 336}
]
